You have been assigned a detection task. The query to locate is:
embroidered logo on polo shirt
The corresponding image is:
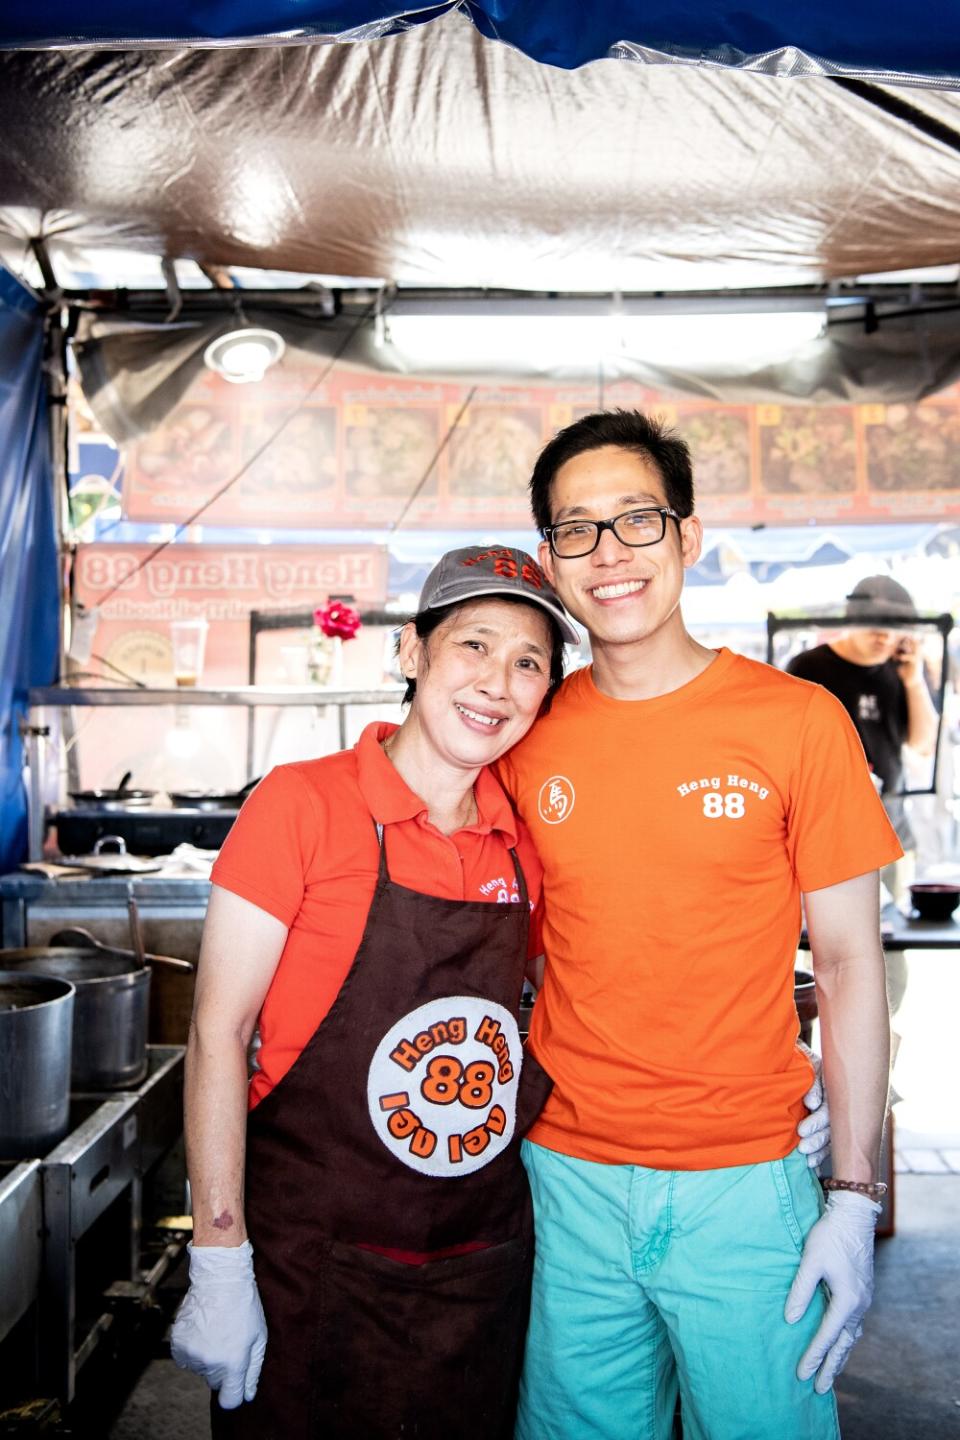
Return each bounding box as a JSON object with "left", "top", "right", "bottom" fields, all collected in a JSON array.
[
  {"left": 367, "top": 996, "right": 522, "bottom": 1178},
  {"left": 537, "top": 775, "right": 575, "bottom": 824}
]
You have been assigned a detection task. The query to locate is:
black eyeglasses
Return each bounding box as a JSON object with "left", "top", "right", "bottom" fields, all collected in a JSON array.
[{"left": 544, "top": 506, "right": 681, "bottom": 559}]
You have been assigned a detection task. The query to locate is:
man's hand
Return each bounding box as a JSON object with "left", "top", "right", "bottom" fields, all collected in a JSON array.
[
  {"left": 893, "top": 634, "right": 924, "bottom": 687},
  {"left": 784, "top": 1191, "right": 880, "bottom": 1393},
  {"left": 795, "top": 1043, "right": 831, "bottom": 1170},
  {"left": 171, "top": 1240, "right": 268, "bottom": 1408}
]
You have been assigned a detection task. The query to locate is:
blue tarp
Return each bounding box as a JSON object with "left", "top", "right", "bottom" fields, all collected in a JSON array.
[
  {"left": 0, "top": 1, "right": 958, "bottom": 80},
  {"left": 0, "top": 269, "right": 58, "bottom": 872}
]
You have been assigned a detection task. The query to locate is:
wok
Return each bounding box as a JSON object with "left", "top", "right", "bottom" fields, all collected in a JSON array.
[
  {"left": 68, "top": 768, "right": 156, "bottom": 810},
  {"left": 168, "top": 777, "right": 260, "bottom": 810}
]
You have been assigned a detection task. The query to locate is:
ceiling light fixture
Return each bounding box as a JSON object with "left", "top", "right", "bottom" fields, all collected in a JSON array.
[
  {"left": 203, "top": 327, "right": 286, "bottom": 383},
  {"left": 384, "top": 297, "right": 827, "bottom": 372}
]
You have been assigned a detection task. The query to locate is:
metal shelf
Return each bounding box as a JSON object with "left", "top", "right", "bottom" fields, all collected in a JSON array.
[
  {"left": 24, "top": 686, "right": 406, "bottom": 859},
  {"left": 28, "top": 685, "right": 405, "bottom": 707}
]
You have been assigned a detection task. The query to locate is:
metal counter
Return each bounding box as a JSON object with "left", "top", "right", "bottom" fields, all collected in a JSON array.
[
  {"left": 0, "top": 1160, "right": 43, "bottom": 1349},
  {"left": 0, "top": 1047, "right": 186, "bottom": 1414},
  {"left": 0, "top": 872, "right": 210, "bottom": 955}
]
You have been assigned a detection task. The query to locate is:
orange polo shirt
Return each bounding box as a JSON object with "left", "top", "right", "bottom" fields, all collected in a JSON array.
[{"left": 211, "top": 722, "right": 543, "bottom": 1109}]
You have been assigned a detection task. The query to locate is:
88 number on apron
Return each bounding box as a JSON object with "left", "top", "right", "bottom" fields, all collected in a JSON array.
[{"left": 367, "top": 996, "right": 522, "bottom": 1177}]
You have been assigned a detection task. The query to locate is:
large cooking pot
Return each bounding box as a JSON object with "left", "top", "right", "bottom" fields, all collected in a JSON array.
[
  {"left": 0, "top": 947, "right": 149, "bottom": 1090},
  {"left": 0, "top": 971, "right": 75, "bottom": 1158},
  {"left": 58, "top": 923, "right": 199, "bottom": 1048},
  {"left": 0, "top": 936, "right": 192, "bottom": 1090}
]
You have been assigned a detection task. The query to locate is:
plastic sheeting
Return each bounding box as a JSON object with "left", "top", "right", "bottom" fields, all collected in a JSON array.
[
  {"left": 3, "top": 0, "right": 960, "bottom": 86},
  {"left": 74, "top": 301, "right": 960, "bottom": 444},
  {"left": 0, "top": 270, "right": 59, "bottom": 872},
  {"left": 4, "top": 20, "right": 960, "bottom": 295}
]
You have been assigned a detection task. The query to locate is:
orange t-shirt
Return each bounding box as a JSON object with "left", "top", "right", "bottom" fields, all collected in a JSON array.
[
  {"left": 211, "top": 722, "right": 543, "bottom": 1109},
  {"left": 497, "top": 650, "right": 902, "bottom": 1170}
]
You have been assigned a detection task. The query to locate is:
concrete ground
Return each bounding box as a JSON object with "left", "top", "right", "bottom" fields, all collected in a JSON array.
[
  {"left": 69, "top": 1170, "right": 956, "bottom": 1440},
  {"left": 833, "top": 1175, "right": 960, "bottom": 1440},
  {"left": 61, "top": 956, "right": 955, "bottom": 1438}
]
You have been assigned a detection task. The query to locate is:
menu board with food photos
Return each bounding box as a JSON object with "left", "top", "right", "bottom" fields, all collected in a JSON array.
[{"left": 108, "top": 367, "right": 960, "bottom": 529}]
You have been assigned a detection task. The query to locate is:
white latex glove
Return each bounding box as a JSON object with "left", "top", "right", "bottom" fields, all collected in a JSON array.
[
  {"left": 784, "top": 1190, "right": 880, "bottom": 1393},
  {"left": 795, "top": 1043, "right": 831, "bottom": 1170},
  {"left": 171, "top": 1240, "right": 268, "bottom": 1409}
]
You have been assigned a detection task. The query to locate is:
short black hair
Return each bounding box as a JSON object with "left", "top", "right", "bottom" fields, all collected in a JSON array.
[
  {"left": 529, "top": 409, "right": 695, "bottom": 534},
  {"left": 398, "top": 595, "right": 565, "bottom": 710}
]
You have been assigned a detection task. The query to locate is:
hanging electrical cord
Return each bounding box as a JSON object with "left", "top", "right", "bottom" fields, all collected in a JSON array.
[{"left": 85, "top": 296, "right": 382, "bottom": 609}]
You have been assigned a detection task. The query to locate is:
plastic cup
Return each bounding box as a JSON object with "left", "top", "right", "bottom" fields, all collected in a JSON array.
[{"left": 170, "top": 619, "right": 208, "bottom": 687}]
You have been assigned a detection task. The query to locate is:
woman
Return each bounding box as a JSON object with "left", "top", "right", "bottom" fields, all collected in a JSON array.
[{"left": 171, "top": 544, "right": 579, "bottom": 1440}]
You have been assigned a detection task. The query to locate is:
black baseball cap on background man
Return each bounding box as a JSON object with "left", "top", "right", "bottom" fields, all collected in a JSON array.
[{"left": 845, "top": 575, "right": 918, "bottom": 622}]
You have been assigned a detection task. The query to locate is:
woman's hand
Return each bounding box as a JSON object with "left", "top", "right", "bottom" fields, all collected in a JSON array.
[{"left": 171, "top": 1240, "right": 268, "bottom": 1408}]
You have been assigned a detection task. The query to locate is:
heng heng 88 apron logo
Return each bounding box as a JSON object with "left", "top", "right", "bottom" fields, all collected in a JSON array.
[{"left": 367, "top": 997, "right": 522, "bottom": 1178}]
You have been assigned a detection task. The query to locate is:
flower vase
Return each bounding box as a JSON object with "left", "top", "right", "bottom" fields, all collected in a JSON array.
[
  {"left": 307, "top": 635, "right": 331, "bottom": 685},
  {"left": 308, "top": 633, "right": 344, "bottom": 687},
  {"left": 328, "top": 635, "right": 344, "bottom": 687}
]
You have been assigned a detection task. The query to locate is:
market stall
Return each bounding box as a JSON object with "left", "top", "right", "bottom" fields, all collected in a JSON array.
[{"left": 1, "top": 6, "right": 960, "bottom": 1432}]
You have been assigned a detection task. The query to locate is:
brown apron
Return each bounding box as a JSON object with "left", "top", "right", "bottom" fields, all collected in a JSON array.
[{"left": 212, "top": 822, "right": 552, "bottom": 1440}]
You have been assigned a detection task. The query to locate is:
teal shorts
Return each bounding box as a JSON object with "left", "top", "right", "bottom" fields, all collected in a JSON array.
[{"left": 517, "top": 1141, "right": 840, "bottom": 1440}]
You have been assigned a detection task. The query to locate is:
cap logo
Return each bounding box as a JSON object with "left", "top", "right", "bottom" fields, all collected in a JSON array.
[{"left": 462, "top": 548, "right": 545, "bottom": 590}]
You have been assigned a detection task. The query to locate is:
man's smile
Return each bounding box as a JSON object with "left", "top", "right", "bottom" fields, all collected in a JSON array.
[{"left": 588, "top": 578, "right": 649, "bottom": 601}]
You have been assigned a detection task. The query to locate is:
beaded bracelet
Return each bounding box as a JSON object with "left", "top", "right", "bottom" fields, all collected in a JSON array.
[{"left": 821, "top": 1177, "right": 888, "bottom": 1199}]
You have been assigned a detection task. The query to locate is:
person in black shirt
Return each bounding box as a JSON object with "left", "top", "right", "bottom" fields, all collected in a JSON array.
[{"left": 787, "top": 576, "right": 938, "bottom": 1011}]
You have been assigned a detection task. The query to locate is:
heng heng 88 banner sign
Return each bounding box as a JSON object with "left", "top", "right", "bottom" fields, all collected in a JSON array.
[{"left": 73, "top": 544, "right": 389, "bottom": 686}]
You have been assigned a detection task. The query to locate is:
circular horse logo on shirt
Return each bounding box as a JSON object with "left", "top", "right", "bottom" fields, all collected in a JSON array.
[
  {"left": 538, "top": 775, "right": 575, "bottom": 824},
  {"left": 367, "top": 996, "right": 522, "bottom": 1178}
]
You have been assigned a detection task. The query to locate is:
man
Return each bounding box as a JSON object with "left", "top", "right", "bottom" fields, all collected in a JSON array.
[
  {"left": 787, "top": 577, "right": 938, "bottom": 1018},
  {"left": 497, "top": 410, "right": 901, "bottom": 1440},
  {"left": 786, "top": 575, "right": 938, "bottom": 892}
]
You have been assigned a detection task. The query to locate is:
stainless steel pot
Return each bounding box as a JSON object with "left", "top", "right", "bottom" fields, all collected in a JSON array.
[
  {"left": 58, "top": 836, "right": 163, "bottom": 876},
  {"left": 0, "top": 946, "right": 151, "bottom": 1090},
  {"left": 0, "top": 971, "right": 75, "bottom": 1158},
  {"left": 794, "top": 968, "right": 818, "bottom": 1047}
]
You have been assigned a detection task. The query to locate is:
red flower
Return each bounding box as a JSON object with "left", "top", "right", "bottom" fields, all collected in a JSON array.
[{"left": 313, "top": 600, "right": 362, "bottom": 641}]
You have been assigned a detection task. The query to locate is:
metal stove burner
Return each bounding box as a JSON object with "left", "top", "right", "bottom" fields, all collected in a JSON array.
[{"left": 56, "top": 806, "right": 237, "bottom": 856}]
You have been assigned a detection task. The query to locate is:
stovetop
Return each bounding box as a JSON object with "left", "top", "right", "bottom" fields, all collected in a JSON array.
[
  {"left": 62, "top": 804, "right": 240, "bottom": 819},
  {"left": 55, "top": 806, "right": 237, "bottom": 855}
]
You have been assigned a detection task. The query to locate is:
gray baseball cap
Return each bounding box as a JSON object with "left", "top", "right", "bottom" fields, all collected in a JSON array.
[
  {"left": 846, "top": 575, "right": 918, "bottom": 621},
  {"left": 419, "top": 545, "right": 580, "bottom": 645}
]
